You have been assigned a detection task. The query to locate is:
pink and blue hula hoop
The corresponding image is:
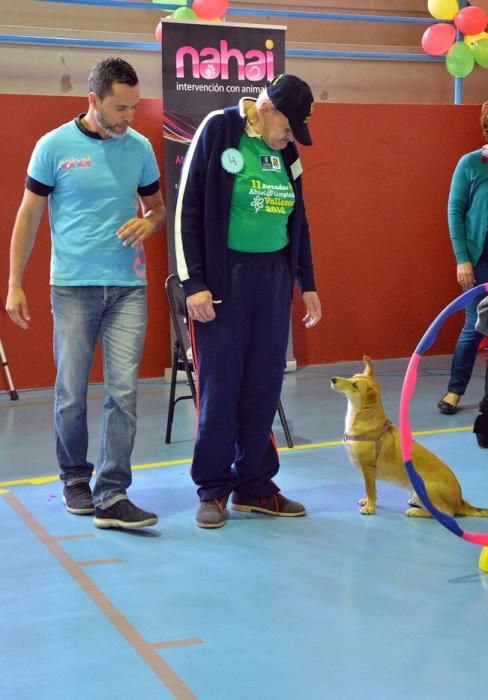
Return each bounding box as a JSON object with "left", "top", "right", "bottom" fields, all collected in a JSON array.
[{"left": 399, "top": 282, "right": 488, "bottom": 547}]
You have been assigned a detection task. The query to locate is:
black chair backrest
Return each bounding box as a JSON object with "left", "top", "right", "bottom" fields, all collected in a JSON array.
[
  {"left": 164, "top": 274, "right": 293, "bottom": 447},
  {"left": 165, "top": 273, "right": 191, "bottom": 364}
]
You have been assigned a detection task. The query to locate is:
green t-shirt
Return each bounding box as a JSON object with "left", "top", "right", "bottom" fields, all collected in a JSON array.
[{"left": 227, "top": 131, "right": 295, "bottom": 252}]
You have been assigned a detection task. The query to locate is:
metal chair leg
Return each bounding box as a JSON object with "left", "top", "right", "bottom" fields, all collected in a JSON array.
[
  {"left": 277, "top": 399, "right": 293, "bottom": 448},
  {"left": 165, "top": 345, "right": 179, "bottom": 444},
  {"left": 0, "top": 339, "right": 19, "bottom": 400},
  {"left": 181, "top": 356, "right": 197, "bottom": 402}
]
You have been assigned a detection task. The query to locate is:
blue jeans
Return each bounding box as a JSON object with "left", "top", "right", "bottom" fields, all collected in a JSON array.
[
  {"left": 51, "top": 286, "right": 147, "bottom": 507},
  {"left": 448, "top": 257, "right": 488, "bottom": 395}
]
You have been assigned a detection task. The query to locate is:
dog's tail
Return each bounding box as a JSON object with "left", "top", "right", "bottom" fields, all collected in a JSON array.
[{"left": 457, "top": 501, "right": 488, "bottom": 517}]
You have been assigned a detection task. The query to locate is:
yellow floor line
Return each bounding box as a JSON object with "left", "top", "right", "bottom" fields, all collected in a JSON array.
[
  {"left": 0, "top": 424, "right": 475, "bottom": 490},
  {"left": 410, "top": 426, "right": 472, "bottom": 436},
  {"left": 0, "top": 387, "right": 170, "bottom": 411}
]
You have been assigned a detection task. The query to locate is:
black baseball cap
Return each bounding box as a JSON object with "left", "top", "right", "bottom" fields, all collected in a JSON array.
[{"left": 266, "top": 74, "right": 314, "bottom": 146}]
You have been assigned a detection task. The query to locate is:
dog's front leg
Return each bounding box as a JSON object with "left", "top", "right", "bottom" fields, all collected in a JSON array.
[{"left": 359, "top": 464, "right": 377, "bottom": 515}]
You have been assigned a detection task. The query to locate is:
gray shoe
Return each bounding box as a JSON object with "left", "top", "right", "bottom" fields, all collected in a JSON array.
[
  {"left": 231, "top": 492, "right": 306, "bottom": 517},
  {"left": 195, "top": 498, "right": 228, "bottom": 529},
  {"left": 63, "top": 481, "right": 95, "bottom": 515},
  {"left": 93, "top": 499, "right": 158, "bottom": 529}
]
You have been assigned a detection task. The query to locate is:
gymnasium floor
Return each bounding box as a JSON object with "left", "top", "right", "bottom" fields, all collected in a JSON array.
[{"left": 1, "top": 354, "right": 488, "bottom": 700}]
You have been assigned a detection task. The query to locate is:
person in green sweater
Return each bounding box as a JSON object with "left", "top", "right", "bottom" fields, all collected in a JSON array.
[{"left": 438, "top": 101, "right": 488, "bottom": 415}]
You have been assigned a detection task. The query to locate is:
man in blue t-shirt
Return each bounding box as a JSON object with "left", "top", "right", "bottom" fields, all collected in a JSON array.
[{"left": 6, "top": 57, "right": 165, "bottom": 530}]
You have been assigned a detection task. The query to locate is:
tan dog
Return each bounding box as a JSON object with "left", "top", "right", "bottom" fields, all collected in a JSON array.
[{"left": 331, "top": 355, "right": 488, "bottom": 517}]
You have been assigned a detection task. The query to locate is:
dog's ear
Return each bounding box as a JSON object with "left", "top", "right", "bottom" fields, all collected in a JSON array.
[
  {"left": 363, "top": 355, "right": 375, "bottom": 377},
  {"left": 365, "top": 384, "right": 379, "bottom": 405}
]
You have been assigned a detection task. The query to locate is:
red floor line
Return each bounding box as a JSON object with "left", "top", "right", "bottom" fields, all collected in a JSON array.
[
  {"left": 3, "top": 493, "right": 197, "bottom": 700},
  {"left": 151, "top": 639, "right": 203, "bottom": 649},
  {"left": 78, "top": 558, "right": 123, "bottom": 567}
]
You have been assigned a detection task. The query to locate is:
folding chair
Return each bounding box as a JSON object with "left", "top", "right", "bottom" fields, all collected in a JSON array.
[
  {"left": 0, "top": 338, "right": 19, "bottom": 400},
  {"left": 164, "top": 273, "right": 293, "bottom": 448},
  {"left": 164, "top": 274, "right": 197, "bottom": 444}
]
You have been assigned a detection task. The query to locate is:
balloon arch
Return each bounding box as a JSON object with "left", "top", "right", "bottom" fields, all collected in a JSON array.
[
  {"left": 154, "top": 0, "right": 229, "bottom": 42},
  {"left": 153, "top": 1, "right": 488, "bottom": 82},
  {"left": 423, "top": 1, "right": 488, "bottom": 77}
]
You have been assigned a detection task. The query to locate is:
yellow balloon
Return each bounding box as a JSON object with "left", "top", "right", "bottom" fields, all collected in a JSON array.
[
  {"left": 428, "top": 0, "right": 459, "bottom": 21},
  {"left": 479, "top": 547, "right": 488, "bottom": 573},
  {"left": 464, "top": 31, "right": 488, "bottom": 47}
]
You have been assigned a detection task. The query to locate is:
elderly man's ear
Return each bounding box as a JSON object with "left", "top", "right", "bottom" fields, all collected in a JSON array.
[{"left": 257, "top": 99, "right": 273, "bottom": 117}]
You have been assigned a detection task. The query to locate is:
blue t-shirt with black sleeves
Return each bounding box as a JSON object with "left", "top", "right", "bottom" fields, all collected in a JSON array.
[{"left": 27, "top": 116, "right": 160, "bottom": 286}]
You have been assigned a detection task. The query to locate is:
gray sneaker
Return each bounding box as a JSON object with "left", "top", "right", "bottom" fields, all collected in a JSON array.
[
  {"left": 63, "top": 481, "right": 95, "bottom": 515},
  {"left": 195, "top": 498, "right": 228, "bottom": 529},
  {"left": 231, "top": 492, "right": 306, "bottom": 517},
  {"left": 93, "top": 499, "right": 158, "bottom": 529}
]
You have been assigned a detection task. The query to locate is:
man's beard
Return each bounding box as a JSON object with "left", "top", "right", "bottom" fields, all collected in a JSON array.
[{"left": 95, "top": 111, "right": 127, "bottom": 139}]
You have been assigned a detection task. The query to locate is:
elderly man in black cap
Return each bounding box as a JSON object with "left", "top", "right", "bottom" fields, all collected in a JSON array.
[{"left": 175, "top": 74, "right": 322, "bottom": 528}]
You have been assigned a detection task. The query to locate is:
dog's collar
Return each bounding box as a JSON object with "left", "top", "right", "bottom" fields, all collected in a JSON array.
[{"left": 343, "top": 420, "right": 392, "bottom": 458}]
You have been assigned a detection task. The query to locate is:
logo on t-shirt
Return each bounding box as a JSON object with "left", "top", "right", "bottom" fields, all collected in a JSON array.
[
  {"left": 57, "top": 156, "right": 92, "bottom": 172},
  {"left": 133, "top": 245, "right": 147, "bottom": 280},
  {"left": 259, "top": 155, "right": 281, "bottom": 171}
]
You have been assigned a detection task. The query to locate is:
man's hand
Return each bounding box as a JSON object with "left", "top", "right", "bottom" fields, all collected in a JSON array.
[
  {"left": 6, "top": 286, "right": 30, "bottom": 329},
  {"left": 186, "top": 290, "right": 216, "bottom": 323},
  {"left": 302, "top": 291, "right": 322, "bottom": 328},
  {"left": 116, "top": 217, "right": 155, "bottom": 248}
]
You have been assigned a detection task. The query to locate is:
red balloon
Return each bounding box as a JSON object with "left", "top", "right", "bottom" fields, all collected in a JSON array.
[
  {"left": 454, "top": 6, "right": 488, "bottom": 36},
  {"left": 192, "top": 0, "right": 229, "bottom": 21},
  {"left": 155, "top": 22, "right": 162, "bottom": 44},
  {"left": 421, "top": 23, "right": 456, "bottom": 55}
]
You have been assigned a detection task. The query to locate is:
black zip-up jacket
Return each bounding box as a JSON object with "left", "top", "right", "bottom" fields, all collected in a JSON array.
[{"left": 175, "top": 100, "right": 316, "bottom": 300}]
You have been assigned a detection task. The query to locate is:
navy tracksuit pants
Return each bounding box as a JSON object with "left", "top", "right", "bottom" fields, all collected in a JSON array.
[{"left": 190, "top": 249, "right": 292, "bottom": 501}]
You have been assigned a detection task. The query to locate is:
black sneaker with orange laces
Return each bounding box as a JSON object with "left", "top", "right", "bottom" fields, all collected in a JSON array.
[
  {"left": 230, "top": 492, "right": 306, "bottom": 517},
  {"left": 195, "top": 497, "right": 228, "bottom": 528}
]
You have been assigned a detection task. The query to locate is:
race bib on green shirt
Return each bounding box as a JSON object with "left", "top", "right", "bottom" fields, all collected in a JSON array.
[{"left": 227, "top": 131, "right": 295, "bottom": 252}]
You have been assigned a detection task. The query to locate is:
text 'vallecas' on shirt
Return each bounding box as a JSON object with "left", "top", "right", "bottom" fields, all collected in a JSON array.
[
  {"left": 26, "top": 116, "right": 160, "bottom": 286},
  {"left": 227, "top": 129, "right": 295, "bottom": 253}
]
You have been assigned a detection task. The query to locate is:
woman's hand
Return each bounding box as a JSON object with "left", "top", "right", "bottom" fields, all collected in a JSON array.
[{"left": 457, "top": 262, "right": 475, "bottom": 291}]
